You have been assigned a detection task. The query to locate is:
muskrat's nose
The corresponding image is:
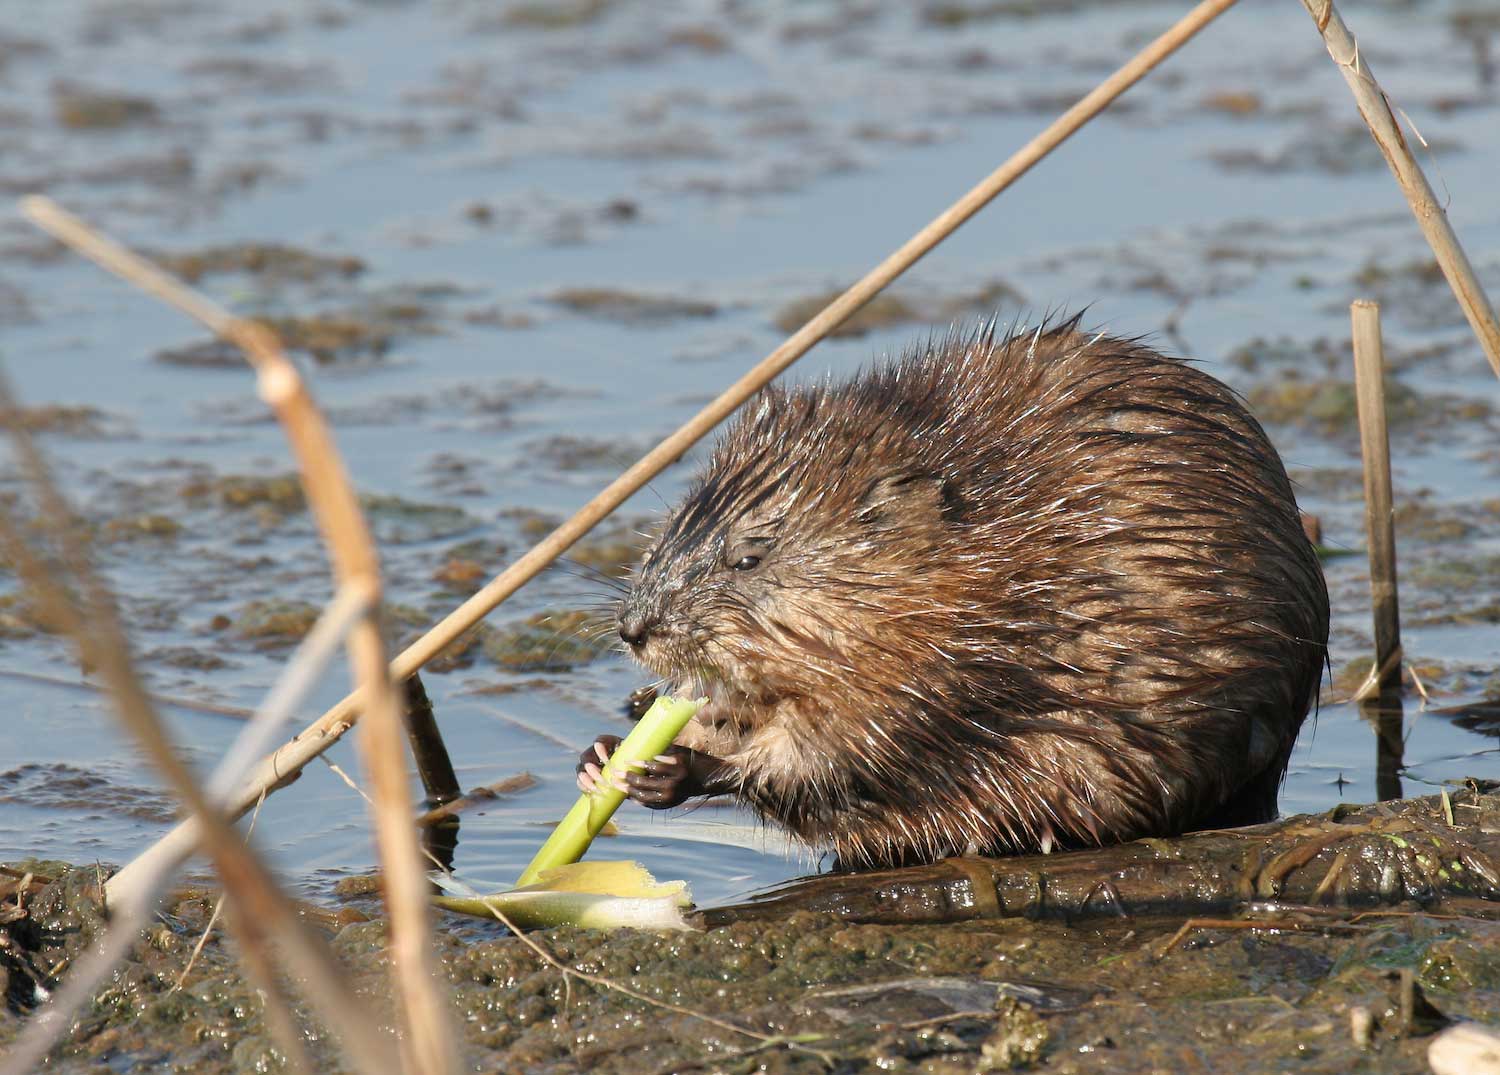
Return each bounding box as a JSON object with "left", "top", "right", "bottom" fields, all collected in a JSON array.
[{"left": 618, "top": 612, "right": 651, "bottom": 648}]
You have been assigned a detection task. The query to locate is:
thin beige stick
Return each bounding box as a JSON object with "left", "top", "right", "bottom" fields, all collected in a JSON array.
[
  {"left": 170, "top": 795, "right": 315, "bottom": 1075},
  {"left": 169, "top": 789, "right": 269, "bottom": 996},
  {"left": 1350, "top": 301, "right": 1402, "bottom": 700},
  {"left": 85, "top": 0, "right": 1239, "bottom": 895},
  {"left": 18, "top": 199, "right": 455, "bottom": 1075},
  {"left": 416, "top": 773, "right": 538, "bottom": 828},
  {"left": 1408, "top": 663, "right": 1431, "bottom": 706},
  {"left": 1300, "top": 0, "right": 1500, "bottom": 378}
]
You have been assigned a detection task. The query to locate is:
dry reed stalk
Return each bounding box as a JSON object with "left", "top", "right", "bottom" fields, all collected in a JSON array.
[
  {"left": 19, "top": 197, "right": 456, "bottom": 1075},
  {"left": 1349, "top": 301, "right": 1402, "bottom": 700},
  {"left": 90, "top": 0, "right": 1239, "bottom": 892},
  {"left": 0, "top": 385, "right": 399, "bottom": 1075},
  {"left": 1300, "top": 0, "right": 1500, "bottom": 379}
]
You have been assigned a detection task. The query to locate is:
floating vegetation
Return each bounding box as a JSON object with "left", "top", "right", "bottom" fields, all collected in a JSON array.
[{"left": 547, "top": 287, "right": 718, "bottom": 325}]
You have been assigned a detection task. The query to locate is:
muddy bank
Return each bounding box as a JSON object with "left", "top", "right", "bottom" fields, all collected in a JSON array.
[{"left": 6, "top": 791, "right": 1500, "bottom": 1073}]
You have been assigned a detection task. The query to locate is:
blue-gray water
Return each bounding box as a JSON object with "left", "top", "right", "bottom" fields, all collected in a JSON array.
[{"left": 1, "top": 0, "right": 1497, "bottom": 906}]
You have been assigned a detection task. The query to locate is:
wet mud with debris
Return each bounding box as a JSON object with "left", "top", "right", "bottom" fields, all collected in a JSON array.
[
  {"left": 1, "top": 0, "right": 1499, "bottom": 1069},
  {"left": 6, "top": 819, "right": 1500, "bottom": 1075}
]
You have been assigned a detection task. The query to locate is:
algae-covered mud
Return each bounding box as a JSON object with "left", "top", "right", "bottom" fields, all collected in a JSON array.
[
  {"left": 1, "top": 0, "right": 1499, "bottom": 1067},
  {"left": 7, "top": 792, "right": 1500, "bottom": 1073}
]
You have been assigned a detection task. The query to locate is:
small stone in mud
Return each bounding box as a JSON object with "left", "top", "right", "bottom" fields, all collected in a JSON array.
[
  {"left": 774, "top": 289, "right": 921, "bottom": 338},
  {"left": 232, "top": 599, "right": 321, "bottom": 648},
  {"left": 548, "top": 287, "right": 717, "bottom": 325},
  {"left": 333, "top": 873, "right": 383, "bottom": 899},
  {"left": 976, "top": 998, "right": 1050, "bottom": 1071},
  {"left": 52, "top": 85, "right": 158, "bottom": 129}
]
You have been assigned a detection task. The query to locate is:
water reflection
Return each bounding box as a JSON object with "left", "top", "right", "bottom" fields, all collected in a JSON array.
[{"left": 1359, "top": 690, "right": 1405, "bottom": 802}]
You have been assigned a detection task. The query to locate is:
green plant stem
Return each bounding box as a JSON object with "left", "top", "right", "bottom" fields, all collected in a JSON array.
[{"left": 516, "top": 696, "right": 702, "bottom": 886}]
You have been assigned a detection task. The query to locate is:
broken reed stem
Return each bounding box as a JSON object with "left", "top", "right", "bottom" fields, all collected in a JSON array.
[
  {"left": 1300, "top": 0, "right": 1500, "bottom": 379},
  {"left": 1350, "top": 300, "right": 1402, "bottom": 698},
  {"left": 81, "top": 0, "right": 1240, "bottom": 891},
  {"left": 19, "top": 197, "right": 455, "bottom": 1075},
  {"left": 403, "top": 673, "right": 462, "bottom": 807}
]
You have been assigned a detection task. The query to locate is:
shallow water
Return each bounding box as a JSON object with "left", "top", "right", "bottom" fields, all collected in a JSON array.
[{"left": 1, "top": 0, "right": 1497, "bottom": 907}]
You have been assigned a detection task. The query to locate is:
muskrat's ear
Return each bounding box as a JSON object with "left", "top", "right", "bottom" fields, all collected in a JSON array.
[{"left": 858, "top": 473, "right": 956, "bottom": 529}]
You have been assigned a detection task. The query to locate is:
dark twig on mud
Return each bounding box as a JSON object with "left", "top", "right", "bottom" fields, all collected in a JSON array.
[{"left": 1152, "top": 916, "right": 1367, "bottom": 961}]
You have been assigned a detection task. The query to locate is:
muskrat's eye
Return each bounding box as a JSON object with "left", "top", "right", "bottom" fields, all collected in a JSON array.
[
  {"left": 725, "top": 532, "right": 774, "bottom": 572},
  {"left": 725, "top": 538, "right": 770, "bottom": 571}
]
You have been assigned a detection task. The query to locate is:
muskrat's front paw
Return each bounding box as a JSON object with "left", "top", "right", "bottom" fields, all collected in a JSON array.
[
  {"left": 576, "top": 735, "right": 622, "bottom": 793},
  {"left": 620, "top": 746, "right": 698, "bottom": 810}
]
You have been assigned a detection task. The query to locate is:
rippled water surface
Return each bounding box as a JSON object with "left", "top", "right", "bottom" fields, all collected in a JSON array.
[{"left": 1, "top": 0, "right": 1498, "bottom": 905}]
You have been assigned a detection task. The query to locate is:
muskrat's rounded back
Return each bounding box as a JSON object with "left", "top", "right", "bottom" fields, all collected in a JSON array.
[{"left": 620, "top": 318, "right": 1329, "bottom": 868}]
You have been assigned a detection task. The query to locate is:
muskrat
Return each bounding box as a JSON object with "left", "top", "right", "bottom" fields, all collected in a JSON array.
[{"left": 579, "top": 317, "right": 1329, "bottom": 869}]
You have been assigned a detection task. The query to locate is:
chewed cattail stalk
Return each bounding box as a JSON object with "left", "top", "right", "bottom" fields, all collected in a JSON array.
[{"left": 519, "top": 695, "right": 702, "bottom": 886}]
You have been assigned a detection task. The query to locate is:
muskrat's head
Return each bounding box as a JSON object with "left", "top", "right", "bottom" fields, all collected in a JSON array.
[{"left": 618, "top": 383, "right": 962, "bottom": 734}]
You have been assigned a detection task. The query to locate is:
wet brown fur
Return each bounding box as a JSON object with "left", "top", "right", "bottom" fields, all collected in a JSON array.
[{"left": 620, "top": 318, "right": 1330, "bottom": 869}]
